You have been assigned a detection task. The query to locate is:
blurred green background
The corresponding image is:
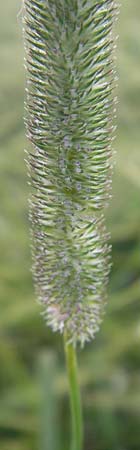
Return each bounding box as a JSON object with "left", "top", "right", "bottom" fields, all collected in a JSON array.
[{"left": 0, "top": 1, "right": 140, "bottom": 449}]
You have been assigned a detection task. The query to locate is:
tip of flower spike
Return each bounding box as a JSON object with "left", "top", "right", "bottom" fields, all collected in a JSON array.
[{"left": 34, "top": 215, "right": 111, "bottom": 347}]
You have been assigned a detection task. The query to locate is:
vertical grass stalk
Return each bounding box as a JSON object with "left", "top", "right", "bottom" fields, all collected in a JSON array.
[
  {"left": 64, "top": 334, "right": 83, "bottom": 450},
  {"left": 23, "top": 1, "right": 119, "bottom": 449}
]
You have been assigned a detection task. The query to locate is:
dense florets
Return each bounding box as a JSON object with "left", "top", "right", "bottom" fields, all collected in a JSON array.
[{"left": 24, "top": 0, "right": 118, "bottom": 345}]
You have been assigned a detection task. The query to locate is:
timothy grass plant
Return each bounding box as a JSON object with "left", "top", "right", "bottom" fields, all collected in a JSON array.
[{"left": 23, "top": 1, "right": 119, "bottom": 449}]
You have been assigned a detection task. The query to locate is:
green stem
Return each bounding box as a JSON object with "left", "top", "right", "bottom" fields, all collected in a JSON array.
[{"left": 64, "top": 333, "right": 83, "bottom": 450}]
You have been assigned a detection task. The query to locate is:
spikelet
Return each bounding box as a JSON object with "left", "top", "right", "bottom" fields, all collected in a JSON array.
[{"left": 24, "top": 0, "right": 118, "bottom": 346}]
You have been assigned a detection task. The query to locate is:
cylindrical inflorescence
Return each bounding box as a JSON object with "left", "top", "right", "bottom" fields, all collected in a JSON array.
[{"left": 24, "top": 0, "right": 118, "bottom": 346}]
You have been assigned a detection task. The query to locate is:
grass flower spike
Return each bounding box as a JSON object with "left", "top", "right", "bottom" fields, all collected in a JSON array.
[
  {"left": 24, "top": 0, "right": 118, "bottom": 347},
  {"left": 24, "top": 1, "right": 119, "bottom": 449}
]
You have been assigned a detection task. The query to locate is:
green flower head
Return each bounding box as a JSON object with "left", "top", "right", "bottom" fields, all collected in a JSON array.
[{"left": 24, "top": 0, "right": 119, "bottom": 346}]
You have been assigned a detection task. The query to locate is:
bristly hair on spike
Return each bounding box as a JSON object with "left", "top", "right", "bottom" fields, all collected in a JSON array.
[{"left": 23, "top": 0, "right": 119, "bottom": 346}]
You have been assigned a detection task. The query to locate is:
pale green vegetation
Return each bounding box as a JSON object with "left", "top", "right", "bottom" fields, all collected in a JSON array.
[{"left": 0, "top": 1, "right": 140, "bottom": 449}]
